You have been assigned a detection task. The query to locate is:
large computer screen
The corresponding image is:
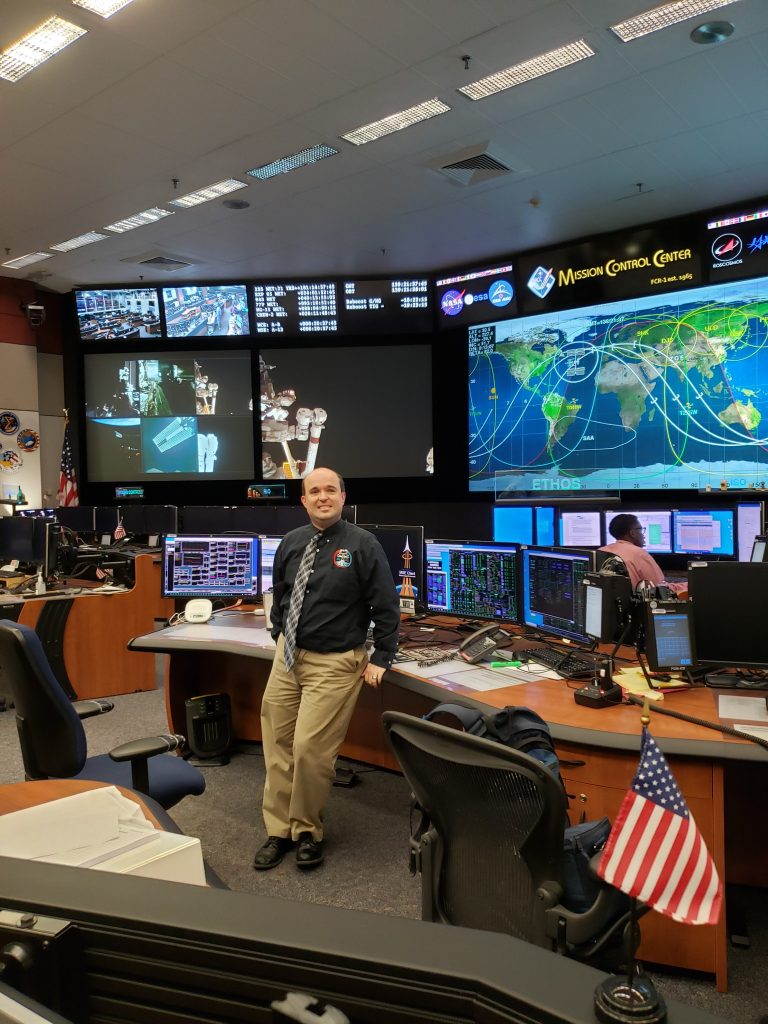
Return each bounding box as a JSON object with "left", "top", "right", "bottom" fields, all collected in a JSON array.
[
  {"left": 162, "top": 284, "right": 250, "bottom": 338},
  {"left": 672, "top": 509, "right": 735, "bottom": 556},
  {"left": 559, "top": 511, "right": 602, "bottom": 547},
  {"left": 425, "top": 540, "right": 519, "bottom": 623},
  {"left": 688, "top": 562, "right": 768, "bottom": 668},
  {"left": 468, "top": 275, "right": 768, "bottom": 493},
  {"left": 75, "top": 287, "right": 161, "bottom": 341},
  {"left": 737, "top": 502, "right": 763, "bottom": 561},
  {"left": 604, "top": 510, "right": 673, "bottom": 555},
  {"left": 493, "top": 506, "right": 534, "bottom": 545},
  {"left": 360, "top": 525, "right": 425, "bottom": 614},
  {"left": 84, "top": 350, "right": 255, "bottom": 482},
  {"left": 161, "top": 534, "right": 260, "bottom": 600},
  {"left": 521, "top": 547, "right": 593, "bottom": 643}
]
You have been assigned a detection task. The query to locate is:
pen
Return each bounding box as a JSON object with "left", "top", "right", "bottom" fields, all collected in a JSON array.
[{"left": 488, "top": 660, "right": 521, "bottom": 668}]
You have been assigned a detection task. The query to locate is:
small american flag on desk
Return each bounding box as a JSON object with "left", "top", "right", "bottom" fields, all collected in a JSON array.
[
  {"left": 114, "top": 519, "right": 126, "bottom": 541},
  {"left": 597, "top": 727, "right": 721, "bottom": 927},
  {"left": 57, "top": 416, "right": 79, "bottom": 507}
]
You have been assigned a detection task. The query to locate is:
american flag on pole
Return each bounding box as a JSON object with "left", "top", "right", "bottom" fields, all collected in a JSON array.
[
  {"left": 114, "top": 518, "right": 126, "bottom": 541},
  {"left": 57, "top": 416, "right": 79, "bottom": 507},
  {"left": 597, "top": 727, "right": 721, "bottom": 927}
]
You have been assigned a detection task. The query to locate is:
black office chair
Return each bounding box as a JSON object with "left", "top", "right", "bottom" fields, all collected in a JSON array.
[
  {"left": 0, "top": 620, "right": 205, "bottom": 810},
  {"left": 383, "top": 710, "right": 636, "bottom": 963}
]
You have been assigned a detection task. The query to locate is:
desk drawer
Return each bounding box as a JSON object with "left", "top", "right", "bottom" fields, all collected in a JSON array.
[{"left": 557, "top": 742, "right": 714, "bottom": 800}]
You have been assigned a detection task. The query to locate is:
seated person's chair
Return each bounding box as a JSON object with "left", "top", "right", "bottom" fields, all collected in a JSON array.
[
  {"left": 383, "top": 710, "right": 635, "bottom": 963},
  {"left": 0, "top": 620, "right": 205, "bottom": 810}
]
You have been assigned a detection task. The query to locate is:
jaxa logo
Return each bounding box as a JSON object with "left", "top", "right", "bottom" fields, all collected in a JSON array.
[{"left": 333, "top": 548, "right": 352, "bottom": 568}]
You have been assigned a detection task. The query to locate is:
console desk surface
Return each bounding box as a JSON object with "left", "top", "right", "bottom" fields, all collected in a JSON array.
[{"left": 130, "top": 612, "right": 768, "bottom": 991}]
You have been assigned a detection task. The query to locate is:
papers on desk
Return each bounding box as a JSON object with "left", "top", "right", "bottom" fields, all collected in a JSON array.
[
  {"left": 432, "top": 661, "right": 560, "bottom": 692},
  {"left": 718, "top": 695, "right": 768, "bottom": 722}
]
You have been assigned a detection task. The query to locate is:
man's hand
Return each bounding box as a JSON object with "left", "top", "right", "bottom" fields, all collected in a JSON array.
[{"left": 362, "top": 664, "right": 385, "bottom": 687}]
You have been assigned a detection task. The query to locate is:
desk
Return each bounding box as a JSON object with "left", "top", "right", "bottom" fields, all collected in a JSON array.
[
  {"left": 129, "top": 614, "right": 768, "bottom": 991},
  {"left": 3, "top": 555, "right": 173, "bottom": 699}
]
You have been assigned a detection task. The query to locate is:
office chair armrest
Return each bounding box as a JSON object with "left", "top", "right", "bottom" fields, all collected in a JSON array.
[
  {"left": 72, "top": 698, "right": 114, "bottom": 720},
  {"left": 109, "top": 734, "right": 186, "bottom": 762}
]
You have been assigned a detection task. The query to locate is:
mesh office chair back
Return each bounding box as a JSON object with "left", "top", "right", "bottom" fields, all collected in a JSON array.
[{"left": 384, "top": 710, "right": 567, "bottom": 945}]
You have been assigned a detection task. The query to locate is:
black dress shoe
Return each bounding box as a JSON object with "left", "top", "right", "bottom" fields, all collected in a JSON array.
[
  {"left": 253, "top": 836, "right": 292, "bottom": 870},
  {"left": 295, "top": 831, "right": 324, "bottom": 868}
]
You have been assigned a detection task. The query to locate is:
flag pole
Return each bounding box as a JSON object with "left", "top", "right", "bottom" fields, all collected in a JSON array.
[{"left": 592, "top": 699, "right": 667, "bottom": 1024}]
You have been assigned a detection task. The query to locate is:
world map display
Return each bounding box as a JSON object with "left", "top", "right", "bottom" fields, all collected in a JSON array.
[{"left": 468, "top": 276, "right": 768, "bottom": 493}]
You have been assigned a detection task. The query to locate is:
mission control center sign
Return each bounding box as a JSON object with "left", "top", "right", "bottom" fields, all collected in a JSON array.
[{"left": 518, "top": 222, "right": 702, "bottom": 314}]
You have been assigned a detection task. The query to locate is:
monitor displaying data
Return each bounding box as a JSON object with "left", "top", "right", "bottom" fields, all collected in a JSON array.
[
  {"left": 493, "top": 506, "right": 534, "bottom": 545},
  {"left": 535, "top": 506, "right": 556, "bottom": 546},
  {"left": 672, "top": 509, "right": 735, "bottom": 556},
  {"left": 84, "top": 350, "right": 255, "bottom": 482},
  {"left": 559, "top": 510, "right": 602, "bottom": 547},
  {"left": 75, "top": 288, "right": 161, "bottom": 341},
  {"left": 521, "top": 547, "right": 592, "bottom": 643},
  {"left": 604, "top": 510, "right": 673, "bottom": 555},
  {"left": 162, "top": 534, "right": 260, "bottom": 599},
  {"left": 259, "top": 534, "right": 281, "bottom": 593},
  {"left": 468, "top": 275, "right": 768, "bottom": 493},
  {"left": 425, "top": 540, "right": 519, "bottom": 623},
  {"left": 737, "top": 502, "right": 763, "bottom": 561},
  {"left": 162, "top": 284, "right": 249, "bottom": 338}
]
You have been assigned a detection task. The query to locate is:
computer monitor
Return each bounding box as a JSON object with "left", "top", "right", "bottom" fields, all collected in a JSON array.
[
  {"left": 359, "top": 525, "right": 425, "bottom": 614},
  {"left": 688, "top": 562, "right": 768, "bottom": 667},
  {"left": 520, "top": 546, "right": 594, "bottom": 644},
  {"left": 95, "top": 506, "right": 120, "bottom": 535},
  {"left": 0, "top": 515, "right": 37, "bottom": 563},
  {"left": 181, "top": 506, "right": 235, "bottom": 533},
  {"left": 56, "top": 506, "right": 97, "bottom": 533},
  {"left": 119, "top": 504, "right": 178, "bottom": 539},
  {"left": 493, "top": 506, "right": 533, "bottom": 545},
  {"left": 750, "top": 535, "right": 767, "bottom": 562},
  {"left": 259, "top": 535, "right": 282, "bottom": 593},
  {"left": 583, "top": 572, "right": 634, "bottom": 644},
  {"left": 672, "top": 509, "right": 735, "bottom": 556},
  {"left": 424, "top": 540, "right": 519, "bottom": 623},
  {"left": 604, "top": 510, "right": 673, "bottom": 555},
  {"left": 535, "top": 506, "right": 556, "bottom": 546},
  {"left": 643, "top": 603, "right": 695, "bottom": 672},
  {"left": 559, "top": 511, "right": 602, "bottom": 547},
  {"left": 161, "top": 534, "right": 260, "bottom": 600},
  {"left": 737, "top": 502, "right": 763, "bottom": 561}
]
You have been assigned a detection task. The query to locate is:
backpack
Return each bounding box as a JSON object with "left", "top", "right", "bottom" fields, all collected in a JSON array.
[
  {"left": 422, "top": 702, "right": 561, "bottom": 780},
  {"left": 419, "top": 702, "right": 613, "bottom": 913}
]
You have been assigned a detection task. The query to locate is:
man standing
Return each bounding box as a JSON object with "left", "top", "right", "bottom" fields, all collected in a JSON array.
[{"left": 254, "top": 467, "right": 400, "bottom": 870}]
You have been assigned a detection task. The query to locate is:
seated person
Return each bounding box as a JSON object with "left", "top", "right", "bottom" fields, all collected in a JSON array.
[{"left": 600, "top": 513, "right": 685, "bottom": 595}]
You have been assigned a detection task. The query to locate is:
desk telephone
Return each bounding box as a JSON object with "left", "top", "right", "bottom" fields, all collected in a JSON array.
[{"left": 457, "top": 623, "right": 503, "bottom": 664}]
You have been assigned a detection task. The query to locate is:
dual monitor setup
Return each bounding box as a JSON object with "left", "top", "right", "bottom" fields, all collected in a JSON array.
[{"left": 493, "top": 503, "right": 763, "bottom": 562}]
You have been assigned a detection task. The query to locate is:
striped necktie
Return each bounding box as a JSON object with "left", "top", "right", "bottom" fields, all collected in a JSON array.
[{"left": 282, "top": 532, "right": 320, "bottom": 671}]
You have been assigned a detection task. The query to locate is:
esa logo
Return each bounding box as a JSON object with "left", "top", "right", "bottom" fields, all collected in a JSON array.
[{"left": 532, "top": 478, "right": 582, "bottom": 490}]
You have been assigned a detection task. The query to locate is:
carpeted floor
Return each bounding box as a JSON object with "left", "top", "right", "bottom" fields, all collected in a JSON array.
[{"left": 1, "top": 680, "right": 766, "bottom": 1023}]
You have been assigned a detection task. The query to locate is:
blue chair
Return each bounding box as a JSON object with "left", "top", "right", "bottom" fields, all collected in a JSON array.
[{"left": 0, "top": 619, "right": 205, "bottom": 810}]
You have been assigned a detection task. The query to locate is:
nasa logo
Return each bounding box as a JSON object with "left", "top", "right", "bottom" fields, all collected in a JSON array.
[
  {"left": 333, "top": 548, "right": 352, "bottom": 568},
  {"left": 488, "top": 279, "right": 514, "bottom": 308},
  {"left": 440, "top": 289, "right": 464, "bottom": 316}
]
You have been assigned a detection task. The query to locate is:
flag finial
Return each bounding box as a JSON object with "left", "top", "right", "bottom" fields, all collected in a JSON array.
[{"left": 641, "top": 697, "right": 651, "bottom": 728}]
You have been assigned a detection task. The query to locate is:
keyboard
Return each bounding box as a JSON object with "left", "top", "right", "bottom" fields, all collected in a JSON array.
[{"left": 515, "top": 647, "right": 597, "bottom": 679}]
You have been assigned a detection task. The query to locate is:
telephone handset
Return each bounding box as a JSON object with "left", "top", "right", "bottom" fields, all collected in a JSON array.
[{"left": 457, "top": 623, "right": 501, "bottom": 664}]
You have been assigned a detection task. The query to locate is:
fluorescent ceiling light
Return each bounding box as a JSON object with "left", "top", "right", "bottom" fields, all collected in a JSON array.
[
  {"left": 1, "top": 252, "right": 53, "bottom": 269},
  {"left": 169, "top": 179, "right": 248, "bottom": 208},
  {"left": 50, "top": 231, "right": 109, "bottom": 252},
  {"left": 610, "top": 0, "right": 743, "bottom": 42},
  {"left": 458, "top": 40, "right": 595, "bottom": 100},
  {"left": 341, "top": 98, "right": 451, "bottom": 146},
  {"left": 246, "top": 144, "right": 339, "bottom": 180},
  {"left": 104, "top": 208, "right": 174, "bottom": 233},
  {"left": 71, "top": 0, "right": 135, "bottom": 17},
  {"left": 0, "top": 17, "right": 87, "bottom": 83}
]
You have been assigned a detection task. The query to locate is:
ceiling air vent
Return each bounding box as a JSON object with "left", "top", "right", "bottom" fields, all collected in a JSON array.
[
  {"left": 427, "top": 142, "right": 521, "bottom": 187},
  {"left": 137, "top": 256, "right": 191, "bottom": 271}
]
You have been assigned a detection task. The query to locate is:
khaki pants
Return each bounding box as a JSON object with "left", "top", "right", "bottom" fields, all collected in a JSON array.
[{"left": 260, "top": 634, "right": 368, "bottom": 841}]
